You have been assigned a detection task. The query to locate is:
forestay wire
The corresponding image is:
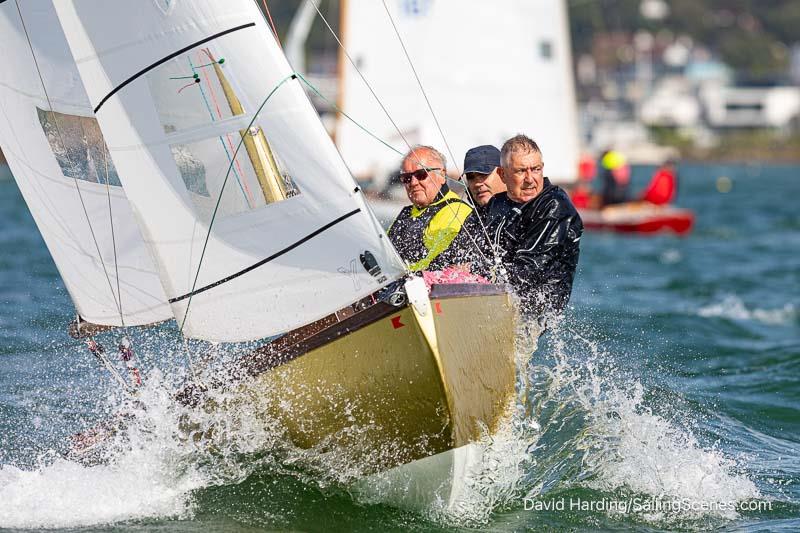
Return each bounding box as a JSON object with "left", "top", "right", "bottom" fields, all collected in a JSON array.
[
  {"left": 308, "top": 0, "right": 416, "bottom": 156},
  {"left": 377, "top": 0, "right": 499, "bottom": 261},
  {"left": 378, "top": 0, "right": 460, "bottom": 177}
]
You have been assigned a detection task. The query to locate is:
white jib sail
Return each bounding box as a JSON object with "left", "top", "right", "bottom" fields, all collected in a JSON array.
[
  {"left": 55, "top": 0, "right": 407, "bottom": 343},
  {"left": 337, "top": 0, "right": 581, "bottom": 187},
  {"left": 0, "top": 2, "right": 172, "bottom": 327}
]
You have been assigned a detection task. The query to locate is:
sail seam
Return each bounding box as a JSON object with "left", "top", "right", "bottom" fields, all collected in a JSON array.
[
  {"left": 93, "top": 22, "right": 256, "bottom": 113},
  {"left": 169, "top": 208, "right": 362, "bottom": 303}
]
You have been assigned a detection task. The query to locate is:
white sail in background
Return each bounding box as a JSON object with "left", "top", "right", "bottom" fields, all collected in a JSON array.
[
  {"left": 0, "top": 2, "right": 172, "bottom": 327},
  {"left": 55, "top": 0, "right": 406, "bottom": 342},
  {"left": 337, "top": 0, "right": 580, "bottom": 186}
]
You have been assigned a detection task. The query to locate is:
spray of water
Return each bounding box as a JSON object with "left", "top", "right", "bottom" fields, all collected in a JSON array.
[{"left": 0, "top": 316, "right": 766, "bottom": 529}]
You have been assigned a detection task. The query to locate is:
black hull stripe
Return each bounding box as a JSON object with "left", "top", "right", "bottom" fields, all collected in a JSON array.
[
  {"left": 170, "top": 208, "right": 362, "bottom": 304},
  {"left": 93, "top": 22, "right": 255, "bottom": 113}
]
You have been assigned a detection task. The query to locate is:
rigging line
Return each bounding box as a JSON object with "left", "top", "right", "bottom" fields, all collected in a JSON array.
[
  {"left": 197, "top": 49, "right": 254, "bottom": 206},
  {"left": 90, "top": 340, "right": 134, "bottom": 393},
  {"left": 14, "top": 1, "right": 123, "bottom": 322},
  {"left": 101, "top": 137, "right": 125, "bottom": 327},
  {"left": 379, "top": 0, "right": 460, "bottom": 176},
  {"left": 295, "top": 73, "right": 402, "bottom": 156},
  {"left": 189, "top": 53, "right": 253, "bottom": 206},
  {"left": 308, "top": 0, "right": 460, "bottom": 188},
  {"left": 309, "top": 0, "right": 494, "bottom": 260},
  {"left": 178, "top": 72, "right": 298, "bottom": 334},
  {"left": 73, "top": 115, "right": 127, "bottom": 325},
  {"left": 259, "top": 0, "right": 282, "bottom": 48},
  {"left": 308, "top": 0, "right": 416, "bottom": 156}
]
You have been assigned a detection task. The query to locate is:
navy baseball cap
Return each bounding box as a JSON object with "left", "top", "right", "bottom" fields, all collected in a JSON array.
[{"left": 463, "top": 145, "right": 500, "bottom": 175}]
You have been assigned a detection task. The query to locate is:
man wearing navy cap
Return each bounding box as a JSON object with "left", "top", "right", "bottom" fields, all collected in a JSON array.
[{"left": 463, "top": 145, "right": 506, "bottom": 208}]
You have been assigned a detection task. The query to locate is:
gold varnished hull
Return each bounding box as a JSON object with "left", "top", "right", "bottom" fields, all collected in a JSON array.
[{"left": 237, "top": 284, "right": 518, "bottom": 474}]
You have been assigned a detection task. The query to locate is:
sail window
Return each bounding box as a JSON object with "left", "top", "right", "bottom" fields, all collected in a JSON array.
[
  {"left": 170, "top": 126, "right": 300, "bottom": 223},
  {"left": 37, "top": 108, "right": 121, "bottom": 186},
  {"left": 147, "top": 45, "right": 247, "bottom": 134}
]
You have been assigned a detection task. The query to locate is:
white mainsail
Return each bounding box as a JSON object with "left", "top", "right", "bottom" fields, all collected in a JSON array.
[
  {"left": 54, "top": 0, "right": 406, "bottom": 342},
  {"left": 337, "top": 0, "right": 580, "bottom": 186},
  {"left": 0, "top": 2, "right": 172, "bottom": 327}
]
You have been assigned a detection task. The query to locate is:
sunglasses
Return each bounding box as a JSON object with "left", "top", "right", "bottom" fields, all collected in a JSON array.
[{"left": 398, "top": 167, "right": 442, "bottom": 184}]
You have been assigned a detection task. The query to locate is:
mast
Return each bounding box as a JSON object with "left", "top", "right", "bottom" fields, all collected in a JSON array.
[
  {"left": 333, "top": 0, "right": 347, "bottom": 145},
  {"left": 204, "top": 49, "right": 287, "bottom": 203},
  {"left": 285, "top": 0, "right": 317, "bottom": 75}
]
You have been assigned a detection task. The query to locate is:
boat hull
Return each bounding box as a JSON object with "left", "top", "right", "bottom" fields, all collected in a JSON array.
[
  {"left": 236, "top": 283, "right": 518, "bottom": 474},
  {"left": 579, "top": 203, "right": 694, "bottom": 235}
]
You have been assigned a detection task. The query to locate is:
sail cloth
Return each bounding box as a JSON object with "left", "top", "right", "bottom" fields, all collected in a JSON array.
[
  {"left": 54, "top": 0, "right": 406, "bottom": 343},
  {"left": 0, "top": 2, "right": 172, "bottom": 327},
  {"left": 337, "top": 0, "right": 581, "bottom": 187}
]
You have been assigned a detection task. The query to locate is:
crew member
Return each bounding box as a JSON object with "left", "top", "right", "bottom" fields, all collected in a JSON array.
[
  {"left": 599, "top": 149, "right": 630, "bottom": 206},
  {"left": 484, "top": 134, "right": 583, "bottom": 316},
  {"left": 640, "top": 159, "right": 677, "bottom": 205},
  {"left": 570, "top": 153, "right": 597, "bottom": 209},
  {"left": 388, "top": 145, "right": 477, "bottom": 271},
  {"left": 463, "top": 145, "right": 506, "bottom": 209}
]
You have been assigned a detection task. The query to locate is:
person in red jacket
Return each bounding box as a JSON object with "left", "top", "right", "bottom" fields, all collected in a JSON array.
[
  {"left": 571, "top": 153, "right": 597, "bottom": 209},
  {"left": 641, "top": 160, "right": 678, "bottom": 205}
]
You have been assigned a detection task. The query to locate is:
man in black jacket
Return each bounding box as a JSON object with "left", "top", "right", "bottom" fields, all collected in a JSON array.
[{"left": 484, "top": 134, "right": 583, "bottom": 317}]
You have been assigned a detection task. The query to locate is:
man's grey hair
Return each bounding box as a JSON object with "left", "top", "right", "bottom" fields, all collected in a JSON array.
[
  {"left": 500, "top": 134, "right": 541, "bottom": 167},
  {"left": 402, "top": 145, "right": 447, "bottom": 174}
]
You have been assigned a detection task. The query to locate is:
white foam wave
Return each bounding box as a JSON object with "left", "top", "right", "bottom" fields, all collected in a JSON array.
[
  {"left": 534, "top": 326, "right": 763, "bottom": 522},
  {"left": 0, "top": 458, "right": 196, "bottom": 529},
  {"left": 0, "top": 368, "right": 281, "bottom": 529},
  {"left": 579, "top": 382, "right": 760, "bottom": 521},
  {"left": 697, "top": 294, "right": 797, "bottom": 326}
]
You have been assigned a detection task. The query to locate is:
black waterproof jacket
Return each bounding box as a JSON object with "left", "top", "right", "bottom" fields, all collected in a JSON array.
[{"left": 483, "top": 178, "right": 583, "bottom": 316}]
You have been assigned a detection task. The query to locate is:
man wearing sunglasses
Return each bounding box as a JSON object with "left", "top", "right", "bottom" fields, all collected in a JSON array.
[
  {"left": 484, "top": 134, "right": 583, "bottom": 317},
  {"left": 387, "top": 145, "right": 478, "bottom": 272}
]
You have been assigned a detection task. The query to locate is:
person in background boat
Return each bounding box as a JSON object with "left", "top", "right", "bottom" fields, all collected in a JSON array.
[
  {"left": 570, "top": 152, "right": 597, "bottom": 209},
  {"left": 598, "top": 148, "right": 631, "bottom": 206},
  {"left": 463, "top": 145, "right": 505, "bottom": 209},
  {"left": 483, "top": 134, "right": 583, "bottom": 317},
  {"left": 388, "top": 145, "right": 478, "bottom": 272},
  {"left": 640, "top": 159, "right": 678, "bottom": 206}
]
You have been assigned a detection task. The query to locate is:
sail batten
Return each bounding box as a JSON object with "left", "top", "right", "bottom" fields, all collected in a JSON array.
[
  {"left": 55, "top": 0, "right": 406, "bottom": 342},
  {"left": 92, "top": 22, "right": 257, "bottom": 113}
]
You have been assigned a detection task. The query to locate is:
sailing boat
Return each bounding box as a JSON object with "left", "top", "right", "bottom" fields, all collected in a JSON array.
[{"left": 0, "top": 0, "right": 523, "bottom": 503}]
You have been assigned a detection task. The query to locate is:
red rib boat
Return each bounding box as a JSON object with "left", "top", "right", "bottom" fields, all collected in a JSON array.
[{"left": 578, "top": 202, "right": 694, "bottom": 236}]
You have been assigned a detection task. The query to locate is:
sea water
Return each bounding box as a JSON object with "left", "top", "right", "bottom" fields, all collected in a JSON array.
[{"left": 0, "top": 163, "right": 798, "bottom": 531}]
